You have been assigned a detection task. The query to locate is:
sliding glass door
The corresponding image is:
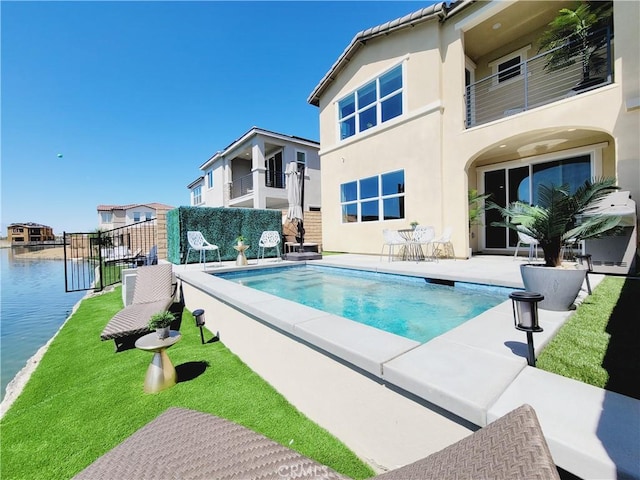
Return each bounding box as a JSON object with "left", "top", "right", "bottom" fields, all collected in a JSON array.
[{"left": 482, "top": 155, "right": 591, "bottom": 249}]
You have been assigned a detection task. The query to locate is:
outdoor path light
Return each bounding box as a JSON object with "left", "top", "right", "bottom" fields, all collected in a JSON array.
[
  {"left": 575, "top": 253, "right": 593, "bottom": 294},
  {"left": 510, "top": 291, "right": 544, "bottom": 367},
  {"left": 193, "top": 309, "right": 206, "bottom": 344}
]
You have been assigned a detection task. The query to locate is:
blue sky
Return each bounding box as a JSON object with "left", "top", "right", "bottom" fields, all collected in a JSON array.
[{"left": 1, "top": 1, "right": 432, "bottom": 233}]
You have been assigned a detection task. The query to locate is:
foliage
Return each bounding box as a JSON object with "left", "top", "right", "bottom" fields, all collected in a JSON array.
[
  {"left": 0, "top": 288, "right": 375, "bottom": 480},
  {"left": 148, "top": 310, "right": 174, "bottom": 329},
  {"left": 166, "top": 207, "right": 282, "bottom": 263},
  {"left": 235, "top": 235, "right": 247, "bottom": 243},
  {"left": 538, "top": 1, "right": 613, "bottom": 83},
  {"left": 468, "top": 189, "right": 491, "bottom": 230},
  {"left": 488, "top": 178, "right": 620, "bottom": 267}
]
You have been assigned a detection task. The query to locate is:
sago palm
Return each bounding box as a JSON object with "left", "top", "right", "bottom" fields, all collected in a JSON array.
[{"left": 489, "top": 178, "right": 621, "bottom": 267}]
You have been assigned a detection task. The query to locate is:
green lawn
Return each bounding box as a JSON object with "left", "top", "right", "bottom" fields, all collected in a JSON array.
[
  {"left": 0, "top": 287, "right": 375, "bottom": 480},
  {"left": 537, "top": 276, "right": 640, "bottom": 400}
]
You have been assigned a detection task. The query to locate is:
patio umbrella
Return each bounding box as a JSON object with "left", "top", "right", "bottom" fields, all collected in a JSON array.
[
  {"left": 285, "top": 162, "right": 303, "bottom": 221},
  {"left": 285, "top": 162, "right": 305, "bottom": 251}
]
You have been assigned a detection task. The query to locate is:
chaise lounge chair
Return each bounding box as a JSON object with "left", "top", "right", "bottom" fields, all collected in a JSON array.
[
  {"left": 100, "top": 264, "right": 176, "bottom": 351},
  {"left": 73, "top": 404, "right": 560, "bottom": 479}
]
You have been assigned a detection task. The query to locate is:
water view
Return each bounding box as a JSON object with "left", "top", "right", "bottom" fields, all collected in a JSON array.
[{"left": 0, "top": 247, "right": 86, "bottom": 401}]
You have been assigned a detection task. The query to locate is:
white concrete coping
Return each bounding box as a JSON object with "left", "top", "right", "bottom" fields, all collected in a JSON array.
[
  {"left": 382, "top": 337, "right": 526, "bottom": 426},
  {"left": 488, "top": 367, "right": 640, "bottom": 480}
]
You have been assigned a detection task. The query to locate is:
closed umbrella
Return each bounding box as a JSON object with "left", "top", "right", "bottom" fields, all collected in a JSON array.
[{"left": 285, "top": 162, "right": 303, "bottom": 221}]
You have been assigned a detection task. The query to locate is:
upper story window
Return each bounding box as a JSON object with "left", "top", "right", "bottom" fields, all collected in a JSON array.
[
  {"left": 296, "top": 151, "right": 306, "bottom": 171},
  {"left": 192, "top": 186, "right": 202, "bottom": 205},
  {"left": 206, "top": 170, "right": 214, "bottom": 189},
  {"left": 145, "top": 212, "right": 153, "bottom": 221},
  {"left": 489, "top": 45, "right": 531, "bottom": 87},
  {"left": 340, "top": 170, "right": 405, "bottom": 223},
  {"left": 133, "top": 212, "right": 141, "bottom": 222},
  {"left": 100, "top": 212, "right": 112, "bottom": 224},
  {"left": 338, "top": 64, "right": 403, "bottom": 140}
]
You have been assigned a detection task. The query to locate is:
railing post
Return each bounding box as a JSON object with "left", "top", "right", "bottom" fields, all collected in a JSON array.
[{"left": 523, "top": 60, "right": 529, "bottom": 111}]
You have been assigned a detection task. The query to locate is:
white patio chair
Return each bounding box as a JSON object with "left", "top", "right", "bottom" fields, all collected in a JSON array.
[
  {"left": 410, "top": 225, "right": 436, "bottom": 261},
  {"left": 186, "top": 231, "right": 221, "bottom": 269},
  {"left": 257, "top": 231, "right": 281, "bottom": 263},
  {"left": 381, "top": 229, "right": 408, "bottom": 262},
  {"left": 514, "top": 231, "right": 539, "bottom": 261},
  {"left": 432, "top": 226, "right": 455, "bottom": 259}
]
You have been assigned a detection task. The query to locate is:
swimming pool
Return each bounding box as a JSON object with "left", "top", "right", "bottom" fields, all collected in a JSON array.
[{"left": 216, "top": 265, "right": 511, "bottom": 343}]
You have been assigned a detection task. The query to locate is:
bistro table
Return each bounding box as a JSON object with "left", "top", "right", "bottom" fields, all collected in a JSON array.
[
  {"left": 233, "top": 244, "right": 250, "bottom": 266},
  {"left": 135, "top": 330, "right": 182, "bottom": 393}
]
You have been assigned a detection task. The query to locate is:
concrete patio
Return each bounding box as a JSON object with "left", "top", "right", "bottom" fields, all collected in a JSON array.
[{"left": 176, "top": 253, "right": 639, "bottom": 480}]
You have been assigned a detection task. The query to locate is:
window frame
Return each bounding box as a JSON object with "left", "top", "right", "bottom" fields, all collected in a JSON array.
[
  {"left": 206, "top": 170, "right": 214, "bottom": 189},
  {"left": 192, "top": 185, "right": 203, "bottom": 206},
  {"left": 488, "top": 45, "right": 531, "bottom": 88},
  {"left": 340, "top": 169, "right": 405, "bottom": 223},
  {"left": 336, "top": 62, "right": 405, "bottom": 141}
]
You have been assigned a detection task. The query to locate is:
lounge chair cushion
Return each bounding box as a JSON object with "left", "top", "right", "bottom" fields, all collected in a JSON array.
[
  {"left": 73, "top": 404, "right": 559, "bottom": 480},
  {"left": 73, "top": 407, "right": 348, "bottom": 479}
]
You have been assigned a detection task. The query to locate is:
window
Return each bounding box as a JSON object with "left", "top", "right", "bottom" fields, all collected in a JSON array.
[
  {"left": 193, "top": 186, "right": 202, "bottom": 205},
  {"left": 206, "top": 170, "right": 214, "bottom": 189},
  {"left": 489, "top": 45, "right": 531, "bottom": 86},
  {"left": 145, "top": 212, "right": 153, "bottom": 221},
  {"left": 296, "top": 150, "right": 306, "bottom": 171},
  {"left": 100, "top": 212, "right": 112, "bottom": 224},
  {"left": 338, "top": 64, "right": 403, "bottom": 140},
  {"left": 340, "top": 170, "right": 404, "bottom": 223},
  {"left": 133, "top": 212, "right": 141, "bottom": 222}
]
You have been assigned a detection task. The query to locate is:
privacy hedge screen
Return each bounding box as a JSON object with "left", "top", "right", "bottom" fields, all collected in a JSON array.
[{"left": 167, "top": 207, "right": 282, "bottom": 264}]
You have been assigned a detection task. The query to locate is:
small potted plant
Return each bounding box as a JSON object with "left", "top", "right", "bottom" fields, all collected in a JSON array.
[
  {"left": 410, "top": 221, "right": 419, "bottom": 230},
  {"left": 235, "top": 235, "right": 246, "bottom": 246},
  {"left": 149, "top": 311, "right": 174, "bottom": 339}
]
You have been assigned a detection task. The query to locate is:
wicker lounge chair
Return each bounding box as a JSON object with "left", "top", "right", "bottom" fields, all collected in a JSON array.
[
  {"left": 100, "top": 264, "right": 176, "bottom": 351},
  {"left": 73, "top": 404, "right": 560, "bottom": 480}
]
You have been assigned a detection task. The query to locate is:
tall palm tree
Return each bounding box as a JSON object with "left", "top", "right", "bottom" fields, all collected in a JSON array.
[
  {"left": 488, "top": 178, "right": 621, "bottom": 267},
  {"left": 538, "top": 1, "right": 613, "bottom": 86}
]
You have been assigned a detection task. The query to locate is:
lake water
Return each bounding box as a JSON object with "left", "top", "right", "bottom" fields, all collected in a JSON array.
[{"left": 0, "top": 247, "right": 87, "bottom": 402}]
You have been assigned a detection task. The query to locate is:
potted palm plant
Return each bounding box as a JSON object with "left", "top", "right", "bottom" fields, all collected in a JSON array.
[
  {"left": 149, "top": 311, "right": 175, "bottom": 339},
  {"left": 488, "top": 178, "right": 621, "bottom": 310},
  {"left": 538, "top": 1, "right": 613, "bottom": 92},
  {"left": 235, "top": 235, "right": 246, "bottom": 246}
]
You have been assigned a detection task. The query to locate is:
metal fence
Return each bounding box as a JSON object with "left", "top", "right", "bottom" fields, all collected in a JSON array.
[
  {"left": 465, "top": 28, "right": 612, "bottom": 128},
  {"left": 63, "top": 218, "right": 157, "bottom": 292},
  {"left": 231, "top": 170, "right": 286, "bottom": 199}
]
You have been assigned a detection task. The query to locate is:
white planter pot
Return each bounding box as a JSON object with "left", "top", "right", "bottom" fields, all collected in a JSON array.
[{"left": 520, "top": 264, "right": 587, "bottom": 311}]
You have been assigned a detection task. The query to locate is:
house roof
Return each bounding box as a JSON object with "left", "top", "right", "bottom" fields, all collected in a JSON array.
[
  {"left": 307, "top": 1, "right": 474, "bottom": 106},
  {"left": 198, "top": 126, "right": 320, "bottom": 171},
  {"left": 97, "top": 202, "right": 174, "bottom": 212},
  {"left": 8, "top": 222, "right": 52, "bottom": 229}
]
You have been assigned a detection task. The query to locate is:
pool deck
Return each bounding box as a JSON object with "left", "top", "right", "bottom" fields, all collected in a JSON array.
[{"left": 176, "top": 254, "right": 639, "bottom": 480}]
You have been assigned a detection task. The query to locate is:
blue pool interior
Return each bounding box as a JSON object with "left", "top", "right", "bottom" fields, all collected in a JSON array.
[{"left": 216, "top": 265, "right": 515, "bottom": 343}]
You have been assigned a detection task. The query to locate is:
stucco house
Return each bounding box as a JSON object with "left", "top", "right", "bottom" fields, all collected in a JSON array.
[
  {"left": 97, "top": 203, "right": 174, "bottom": 230},
  {"left": 7, "top": 222, "right": 55, "bottom": 244},
  {"left": 308, "top": 0, "right": 639, "bottom": 273},
  {"left": 188, "top": 127, "right": 321, "bottom": 212}
]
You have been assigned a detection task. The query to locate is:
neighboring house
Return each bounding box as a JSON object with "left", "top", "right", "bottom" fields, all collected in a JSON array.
[
  {"left": 188, "top": 127, "right": 321, "bottom": 212},
  {"left": 7, "top": 222, "right": 55, "bottom": 244},
  {"left": 308, "top": 0, "right": 639, "bottom": 273},
  {"left": 97, "top": 203, "right": 174, "bottom": 230}
]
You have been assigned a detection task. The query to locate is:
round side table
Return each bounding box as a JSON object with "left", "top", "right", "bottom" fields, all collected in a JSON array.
[
  {"left": 135, "top": 330, "right": 182, "bottom": 393},
  {"left": 233, "top": 244, "right": 250, "bottom": 266}
]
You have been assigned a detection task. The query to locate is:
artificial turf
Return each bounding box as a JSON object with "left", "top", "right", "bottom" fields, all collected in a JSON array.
[{"left": 0, "top": 287, "right": 375, "bottom": 480}]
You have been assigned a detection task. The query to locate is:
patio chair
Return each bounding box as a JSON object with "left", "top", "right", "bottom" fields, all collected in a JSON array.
[
  {"left": 257, "top": 230, "right": 281, "bottom": 263},
  {"left": 410, "top": 225, "right": 435, "bottom": 261},
  {"left": 185, "top": 231, "right": 220, "bottom": 269},
  {"left": 514, "top": 231, "right": 539, "bottom": 261},
  {"left": 432, "top": 226, "right": 455, "bottom": 259},
  {"left": 73, "top": 404, "right": 560, "bottom": 480},
  {"left": 100, "top": 264, "right": 176, "bottom": 352},
  {"left": 381, "top": 229, "right": 408, "bottom": 262}
]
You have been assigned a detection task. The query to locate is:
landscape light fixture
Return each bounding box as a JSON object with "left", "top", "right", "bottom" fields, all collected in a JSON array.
[
  {"left": 193, "top": 309, "right": 206, "bottom": 344},
  {"left": 510, "top": 291, "right": 544, "bottom": 367},
  {"left": 575, "top": 253, "right": 593, "bottom": 294}
]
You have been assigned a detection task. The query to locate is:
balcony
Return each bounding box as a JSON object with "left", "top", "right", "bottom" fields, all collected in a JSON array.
[
  {"left": 465, "top": 28, "right": 612, "bottom": 128},
  {"left": 230, "top": 170, "right": 285, "bottom": 200}
]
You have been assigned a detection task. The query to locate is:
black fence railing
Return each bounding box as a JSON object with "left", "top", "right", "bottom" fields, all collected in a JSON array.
[
  {"left": 230, "top": 170, "right": 286, "bottom": 199},
  {"left": 63, "top": 218, "right": 157, "bottom": 292},
  {"left": 465, "top": 28, "right": 612, "bottom": 128}
]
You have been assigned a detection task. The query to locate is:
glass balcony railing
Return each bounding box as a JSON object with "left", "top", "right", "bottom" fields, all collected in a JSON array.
[{"left": 465, "top": 28, "right": 612, "bottom": 128}]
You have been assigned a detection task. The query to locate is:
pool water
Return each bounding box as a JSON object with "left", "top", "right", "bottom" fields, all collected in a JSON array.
[{"left": 216, "top": 265, "right": 511, "bottom": 343}]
